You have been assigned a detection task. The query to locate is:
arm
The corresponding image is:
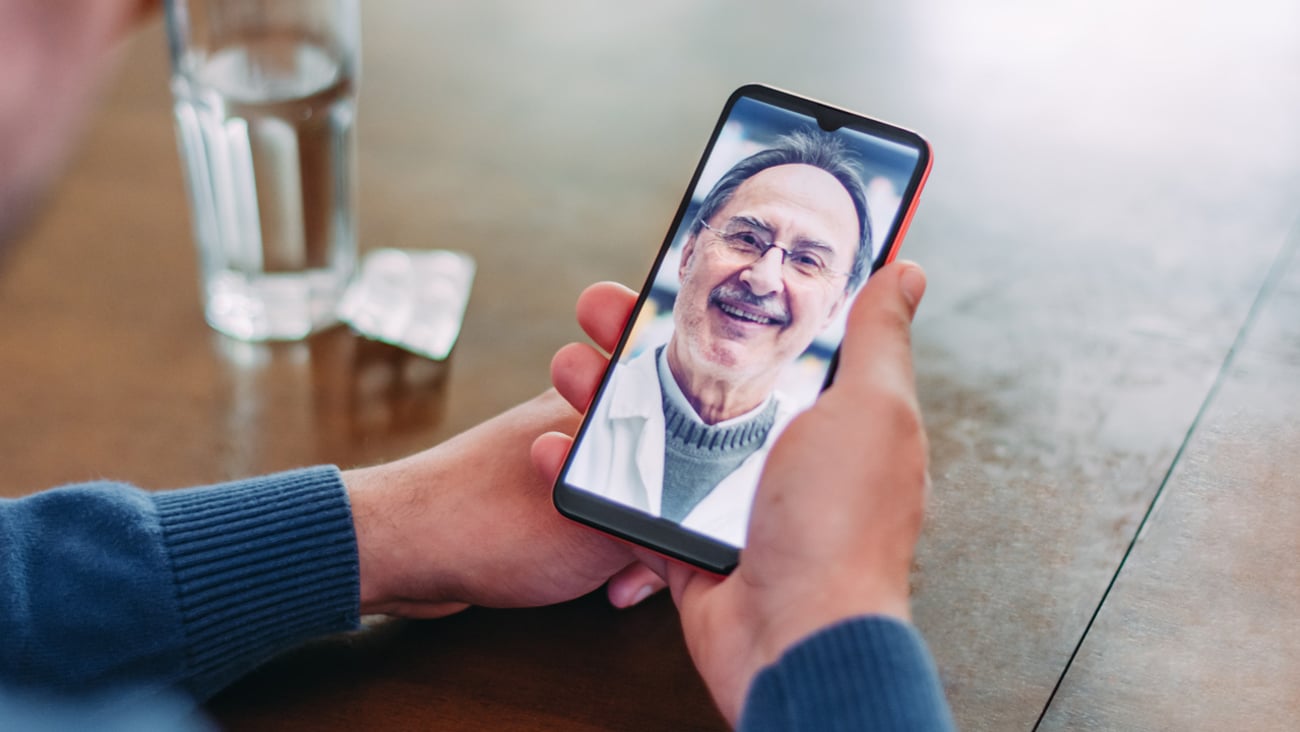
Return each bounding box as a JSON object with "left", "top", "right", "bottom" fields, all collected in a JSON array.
[
  {"left": 1, "top": 390, "right": 659, "bottom": 701},
  {"left": 0, "top": 467, "right": 356, "bottom": 701},
  {"left": 739, "top": 617, "right": 954, "bottom": 731},
  {"left": 538, "top": 262, "right": 955, "bottom": 729},
  {"left": 1, "top": 0, "right": 661, "bottom": 702}
]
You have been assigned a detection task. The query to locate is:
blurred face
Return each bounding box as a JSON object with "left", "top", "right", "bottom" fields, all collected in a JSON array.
[
  {"left": 0, "top": 2, "right": 137, "bottom": 250},
  {"left": 672, "top": 163, "right": 859, "bottom": 389}
]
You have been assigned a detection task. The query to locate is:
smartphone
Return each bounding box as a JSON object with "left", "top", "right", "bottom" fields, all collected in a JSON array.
[{"left": 554, "top": 84, "right": 932, "bottom": 574}]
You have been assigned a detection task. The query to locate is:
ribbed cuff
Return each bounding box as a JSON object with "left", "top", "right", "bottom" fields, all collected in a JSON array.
[
  {"left": 152, "top": 466, "right": 360, "bottom": 700},
  {"left": 739, "top": 616, "right": 956, "bottom": 732}
]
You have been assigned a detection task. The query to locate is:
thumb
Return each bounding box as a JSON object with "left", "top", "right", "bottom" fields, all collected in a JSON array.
[{"left": 833, "top": 261, "right": 925, "bottom": 395}]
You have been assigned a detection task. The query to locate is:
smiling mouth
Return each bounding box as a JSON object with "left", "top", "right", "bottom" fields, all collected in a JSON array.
[{"left": 713, "top": 299, "right": 787, "bottom": 327}]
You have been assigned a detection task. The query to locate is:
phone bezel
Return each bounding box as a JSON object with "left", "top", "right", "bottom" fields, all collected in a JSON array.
[{"left": 553, "top": 84, "right": 933, "bottom": 575}]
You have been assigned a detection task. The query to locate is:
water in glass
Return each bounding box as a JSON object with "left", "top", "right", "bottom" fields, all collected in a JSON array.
[{"left": 172, "top": 34, "right": 356, "bottom": 340}]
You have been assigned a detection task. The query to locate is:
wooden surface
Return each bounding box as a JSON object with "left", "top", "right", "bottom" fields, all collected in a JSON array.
[
  {"left": 1039, "top": 236, "right": 1300, "bottom": 730},
  {"left": 2, "top": 1, "right": 1298, "bottom": 729}
]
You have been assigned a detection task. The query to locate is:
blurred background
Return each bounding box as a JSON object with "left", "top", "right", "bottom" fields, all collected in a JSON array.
[{"left": 2, "top": 0, "right": 1298, "bottom": 729}]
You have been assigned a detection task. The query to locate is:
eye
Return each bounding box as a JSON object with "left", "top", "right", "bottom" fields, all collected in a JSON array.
[
  {"left": 726, "top": 230, "right": 766, "bottom": 250},
  {"left": 790, "top": 250, "right": 828, "bottom": 272}
]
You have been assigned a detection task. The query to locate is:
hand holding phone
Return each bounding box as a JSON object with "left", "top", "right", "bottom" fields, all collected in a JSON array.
[
  {"left": 551, "top": 85, "right": 932, "bottom": 573},
  {"left": 534, "top": 261, "right": 933, "bottom": 724}
]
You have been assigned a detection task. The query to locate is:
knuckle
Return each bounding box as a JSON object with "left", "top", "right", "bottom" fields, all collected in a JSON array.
[
  {"left": 876, "top": 305, "right": 914, "bottom": 346},
  {"left": 872, "top": 383, "right": 926, "bottom": 447}
]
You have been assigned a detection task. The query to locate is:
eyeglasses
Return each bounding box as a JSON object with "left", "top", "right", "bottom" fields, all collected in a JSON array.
[{"left": 699, "top": 220, "right": 852, "bottom": 284}]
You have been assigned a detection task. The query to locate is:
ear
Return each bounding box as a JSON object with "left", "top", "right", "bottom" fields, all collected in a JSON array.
[{"left": 678, "top": 233, "right": 698, "bottom": 281}]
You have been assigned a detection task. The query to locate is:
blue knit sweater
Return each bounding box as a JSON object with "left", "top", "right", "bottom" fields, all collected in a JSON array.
[{"left": 0, "top": 468, "right": 954, "bottom": 730}]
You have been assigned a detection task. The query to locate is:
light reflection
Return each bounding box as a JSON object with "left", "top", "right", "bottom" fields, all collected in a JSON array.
[{"left": 211, "top": 326, "right": 450, "bottom": 472}]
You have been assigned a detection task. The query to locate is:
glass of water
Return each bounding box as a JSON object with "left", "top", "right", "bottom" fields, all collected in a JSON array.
[{"left": 165, "top": 0, "right": 360, "bottom": 341}]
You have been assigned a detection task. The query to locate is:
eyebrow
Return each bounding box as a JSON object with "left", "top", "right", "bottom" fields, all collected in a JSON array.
[
  {"left": 728, "top": 215, "right": 774, "bottom": 236},
  {"left": 727, "top": 215, "right": 838, "bottom": 255}
]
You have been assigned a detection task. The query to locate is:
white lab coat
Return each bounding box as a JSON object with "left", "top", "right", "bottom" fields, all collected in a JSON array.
[{"left": 566, "top": 348, "right": 795, "bottom": 548}]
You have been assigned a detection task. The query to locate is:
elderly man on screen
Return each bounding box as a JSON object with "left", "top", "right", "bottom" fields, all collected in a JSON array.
[{"left": 569, "top": 130, "right": 874, "bottom": 546}]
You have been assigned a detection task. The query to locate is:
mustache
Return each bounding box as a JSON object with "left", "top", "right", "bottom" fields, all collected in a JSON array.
[{"left": 709, "top": 282, "right": 789, "bottom": 322}]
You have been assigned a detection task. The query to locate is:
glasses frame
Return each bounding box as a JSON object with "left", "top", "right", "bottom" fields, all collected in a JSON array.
[{"left": 697, "top": 219, "right": 853, "bottom": 284}]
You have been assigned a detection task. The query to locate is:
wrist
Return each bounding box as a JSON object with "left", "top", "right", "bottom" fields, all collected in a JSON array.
[
  {"left": 343, "top": 464, "right": 395, "bottom": 615},
  {"left": 343, "top": 454, "right": 471, "bottom": 618},
  {"left": 754, "top": 576, "right": 911, "bottom": 678},
  {"left": 344, "top": 461, "right": 439, "bottom": 616}
]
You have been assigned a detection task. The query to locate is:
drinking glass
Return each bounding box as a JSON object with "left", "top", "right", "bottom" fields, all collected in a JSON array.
[{"left": 165, "top": 0, "right": 361, "bottom": 340}]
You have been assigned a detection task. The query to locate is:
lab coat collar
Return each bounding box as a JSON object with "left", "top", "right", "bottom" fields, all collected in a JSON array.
[{"left": 607, "top": 348, "right": 663, "bottom": 422}]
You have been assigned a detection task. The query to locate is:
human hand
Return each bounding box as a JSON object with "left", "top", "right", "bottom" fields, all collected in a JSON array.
[
  {"left": 344, "top": 385, "right": 664, "bottom": 618},
  {"left": 535, "top": 263, "right": 930, "bottom": 725}
]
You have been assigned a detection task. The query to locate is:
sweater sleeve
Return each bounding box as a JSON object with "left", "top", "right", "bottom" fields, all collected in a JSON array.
[
  {"left": 738, "top": 615, "right": 956, "bottom": 732},
  {"left": 0, "top": 466, "right": 360, "bottom": 702}
]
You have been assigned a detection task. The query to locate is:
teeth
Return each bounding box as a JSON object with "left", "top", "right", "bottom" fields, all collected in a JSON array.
[{"left": 718, "top": 302, "right": 776, "bottom": 325}]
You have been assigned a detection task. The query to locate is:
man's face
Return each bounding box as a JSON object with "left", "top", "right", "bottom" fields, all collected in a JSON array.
[{"left": 672, "top": 163, "right": 859, "bottom": 388}]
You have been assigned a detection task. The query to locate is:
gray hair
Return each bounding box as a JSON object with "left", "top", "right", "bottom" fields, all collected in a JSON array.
[{"left": 691, "top": 129, "right": 873, "bottom": 290}]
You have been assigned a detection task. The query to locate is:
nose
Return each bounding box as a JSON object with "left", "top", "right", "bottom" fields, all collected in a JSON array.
[{"left": 739, "top": 246, "right": 786, "bottom": 297}]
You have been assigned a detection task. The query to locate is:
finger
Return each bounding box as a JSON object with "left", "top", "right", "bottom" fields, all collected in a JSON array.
[
  {"left": 530, "top": 431, "right": 574, "bottom": 485},
  {"left": 606, "top": 562, "right": 668, "bottom": 608},
  {"left": 576, "top": 281, "right": 638, "bottom": 354},
  {"left": 665, "top": 562, "right": 722, "bottom": 610},
  {"left": 835, "top": 261, "right": 926, "bottom": 394},
  {"left": 629, "top": 547, "right": 671, "bottom": 579},
  {"left": 550, "top": 342, "right": 611, "bottom": 412}
]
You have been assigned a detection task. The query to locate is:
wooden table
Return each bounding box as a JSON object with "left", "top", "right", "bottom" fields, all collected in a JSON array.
[{"left": 2, "top": 2, "right": 1298, "bottom": 729}]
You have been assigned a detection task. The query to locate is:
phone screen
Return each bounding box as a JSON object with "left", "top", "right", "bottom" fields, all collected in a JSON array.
[{"left": 555, "top": 85, "right": 931, "bottom": 573}]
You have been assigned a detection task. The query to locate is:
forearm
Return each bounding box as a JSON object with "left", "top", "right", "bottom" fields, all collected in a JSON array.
[{"left": 0, "top": 466, "right": 359, "bottom": 701}]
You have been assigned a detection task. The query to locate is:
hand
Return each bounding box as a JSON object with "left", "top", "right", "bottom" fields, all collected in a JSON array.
[
  {"left": 344, "top": 385, "right": 664, "bottom": 618},
  {"left": 534, "top": 263, "right": 931, "bottom": 724}
]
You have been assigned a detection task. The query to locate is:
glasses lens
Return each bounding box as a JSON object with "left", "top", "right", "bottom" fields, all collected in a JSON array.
[
  {"left": 786, "top": 250, "right": 829, "bottom": 279},
  {"left": 707, "top": 223, "right": 838, "bottom": 283}
]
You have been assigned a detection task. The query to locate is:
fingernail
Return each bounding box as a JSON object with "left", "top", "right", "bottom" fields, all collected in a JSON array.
[
  {"left": 628, "top": 584, "right": 655, "bottom": 607},
  {"left": 899, "top": 265, "right": 926, "bottom": 310}
]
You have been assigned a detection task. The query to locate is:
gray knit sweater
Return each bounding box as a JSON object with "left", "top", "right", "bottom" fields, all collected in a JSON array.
[{"left": 657, "top": 347, "right": 777, "bottom": 522}]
